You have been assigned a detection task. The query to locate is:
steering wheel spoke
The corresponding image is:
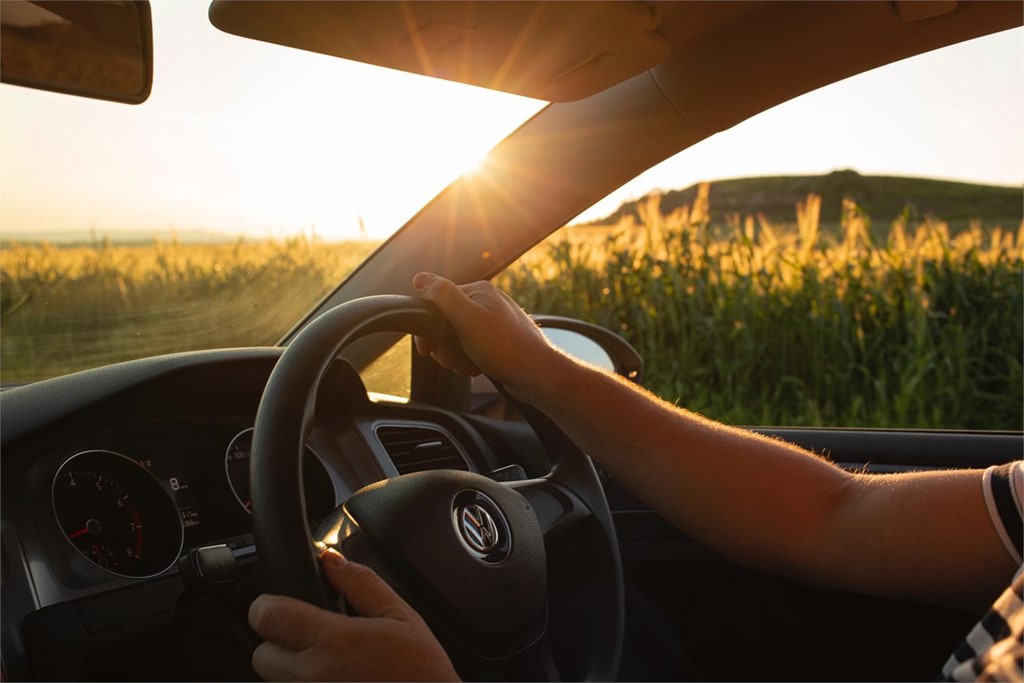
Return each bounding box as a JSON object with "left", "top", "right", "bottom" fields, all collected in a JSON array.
[{"left": 506, "top": 477, "right": 591, "bottom": 538}]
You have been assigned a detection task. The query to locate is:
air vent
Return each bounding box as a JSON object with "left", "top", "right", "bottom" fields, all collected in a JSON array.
[{"left": 375, "top": 425, "right": 468, "bottom": 475}]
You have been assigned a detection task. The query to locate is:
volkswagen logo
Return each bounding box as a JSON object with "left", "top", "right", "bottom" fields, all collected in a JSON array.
[
  {"left": 459, "top": 503, "right": 500, "bottom": 553},
  {"left": 452, "top": 491, "right": 511, "bottom": 562}
]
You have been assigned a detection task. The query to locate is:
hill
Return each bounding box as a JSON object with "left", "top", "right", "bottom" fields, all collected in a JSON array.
[{"left": 592, "top": 170, "right": 1022, "bottom": 234}]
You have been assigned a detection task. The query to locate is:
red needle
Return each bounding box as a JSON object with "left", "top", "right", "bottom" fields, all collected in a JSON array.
[{"left": 68, "top": 527, "right": 89, "bottom": 539}]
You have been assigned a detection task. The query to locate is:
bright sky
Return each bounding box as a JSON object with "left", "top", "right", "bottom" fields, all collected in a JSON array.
[
  {"left": 1, "top": 3, "right": 1020, "bottom": 241},
  {"left": 577, "top": 25, "right": 1024, "bottom": 223}
]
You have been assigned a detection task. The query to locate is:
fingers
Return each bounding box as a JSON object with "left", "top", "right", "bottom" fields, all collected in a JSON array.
[
  {"left": 247, "top": 554, "right": 417, "bottom": 649},
  {"left": 250, "top": 551, "right": 458, "bottom": 681},
  {"left": 412, "top": 273, "right": 486, "bottom": 375},
  {"left": 432, "top": 348, "right": 480, "bottom": 377},
  {"left": 248, "top": 594, "right": 328, "bottom": 651},
  {"left": 411, "top": 273, "right": 545, "bottom": 387},
  {"left": 252, "top": 640, "right": 303, "bottom": 682},
  {"left": 319, "top": 549, "right": 413, "bottom": 621},
  {"left": 413, "top": 334, "right": 436, "bottom": 357},
  {"left": 412, "top": 272, "right": 485, "bottom": 329}
]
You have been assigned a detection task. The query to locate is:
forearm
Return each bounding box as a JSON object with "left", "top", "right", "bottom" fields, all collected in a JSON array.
[
  {"left": 514, "top": 352, "right": 1015, "bottom": 611},
  {"left": 514, "top": 350, "right": 854, "bottom": 583}
]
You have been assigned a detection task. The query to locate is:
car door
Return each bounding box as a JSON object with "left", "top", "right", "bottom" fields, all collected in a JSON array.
[{"left": 606, "top": 430, "right": 1020, "bottom": 682}]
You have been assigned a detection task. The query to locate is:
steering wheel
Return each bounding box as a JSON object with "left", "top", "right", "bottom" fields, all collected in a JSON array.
[{"left": 249, "top": 295, "right": 624, "bottom": 681}]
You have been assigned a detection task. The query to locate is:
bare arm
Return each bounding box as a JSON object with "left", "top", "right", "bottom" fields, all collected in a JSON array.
[
  {"left": 413, "top": 274, "right": 1017, "bottom": 614},
  {"left": 519, "top": 357, "right": 1014, "bottom": 613}
]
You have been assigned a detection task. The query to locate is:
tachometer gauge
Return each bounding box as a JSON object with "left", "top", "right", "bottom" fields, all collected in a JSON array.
[
  {"left": 52, "top": 450, "right": 184, "bottom": 579},
  {"left": 225, "top": 428, "right": 336, "bottom": 520}
]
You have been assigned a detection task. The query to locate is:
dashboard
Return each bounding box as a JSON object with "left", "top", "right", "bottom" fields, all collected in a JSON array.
[
  {"left": 0, "top": 348, "right": 529, "bottom": 680},
  {"left": 7, "top": 347, "right": 1015, "bottom": 682},
  {"left": 49, "top": 421, "right": 337, "bottom": 581}
]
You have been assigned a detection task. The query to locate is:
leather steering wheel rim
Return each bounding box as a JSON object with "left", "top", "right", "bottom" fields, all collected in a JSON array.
[{"left": 250, "top": 294, "right": 624, "bottom": 681}]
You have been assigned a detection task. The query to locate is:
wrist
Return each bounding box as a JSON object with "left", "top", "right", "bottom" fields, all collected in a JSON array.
[{"left": 502, "top": 344, "right": 580, "bottom": 406}]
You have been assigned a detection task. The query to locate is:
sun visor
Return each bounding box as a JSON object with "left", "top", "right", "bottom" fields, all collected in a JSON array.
[
  {"left": 892, "top": 1, "right": 957, "bottom": 22},
  {"left": 208, "top": 1, "right": 671, "bottom": 102}
]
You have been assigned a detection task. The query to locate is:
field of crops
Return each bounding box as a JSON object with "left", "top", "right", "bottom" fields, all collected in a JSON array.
[
  {"left": 498, "top": 187, "right": 1023, "bottom": 429},
  {"left": 0, "top": 236, "right": 376, "bottom": 380},
  {"left": 3, "top": 186, "right": 1021, "bottom": 429}
]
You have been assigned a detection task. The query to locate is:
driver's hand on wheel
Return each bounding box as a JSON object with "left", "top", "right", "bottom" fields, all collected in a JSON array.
[
  {"left": 412, "top": 273, "right": 561, "bottom": 401},
  {"left": 248, "top": 548, "right": 459, "bottom": 682}
]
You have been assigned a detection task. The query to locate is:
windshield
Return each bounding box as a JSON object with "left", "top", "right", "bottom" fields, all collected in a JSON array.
[{"left": 0, "top": 1, "right": 545, "bottom": 383}]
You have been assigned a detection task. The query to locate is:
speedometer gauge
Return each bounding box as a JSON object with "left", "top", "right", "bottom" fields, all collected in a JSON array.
[
  {"left": 224, "top": 428, "right": 336, "bottom": 520},
  {"left": 52, "top": 450, "right": 183, "bottom": 579}
]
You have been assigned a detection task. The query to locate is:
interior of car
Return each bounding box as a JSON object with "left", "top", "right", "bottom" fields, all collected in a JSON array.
[{"left": 1, "top": 1, "right": 1021, "bottom": 681}]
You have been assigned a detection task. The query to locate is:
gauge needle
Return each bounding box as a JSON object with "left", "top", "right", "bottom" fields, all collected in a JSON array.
[{"left": 68, "top": 519, "right": 101, "bottom": 539}]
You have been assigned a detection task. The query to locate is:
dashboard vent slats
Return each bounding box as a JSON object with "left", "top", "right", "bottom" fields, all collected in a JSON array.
[{"left": 375, "top": 425, "right": 468, "bottom": 475}]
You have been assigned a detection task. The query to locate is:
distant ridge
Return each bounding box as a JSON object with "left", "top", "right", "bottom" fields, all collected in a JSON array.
[{"left": 592, "top": 170, "right": 1023, "bottom": 232}]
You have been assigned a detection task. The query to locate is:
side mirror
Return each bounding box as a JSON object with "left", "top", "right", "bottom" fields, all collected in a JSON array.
[
  {"left": 449, "top": 315, "right": 645, "bottom": 416},
  {"left": 534, "top": 315, "right": 644, "bottom": 385},
  {"left": 1, "top": 0, "right": 153, "bottom": 104}
]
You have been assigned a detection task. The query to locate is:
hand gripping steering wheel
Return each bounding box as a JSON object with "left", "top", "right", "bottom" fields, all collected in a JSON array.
[{"left": 250, "top": 295, "right": 624, "bottom": 681}]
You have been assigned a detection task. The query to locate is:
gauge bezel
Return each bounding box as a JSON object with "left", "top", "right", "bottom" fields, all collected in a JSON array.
[
  {"left": 224, "top": 427, "right": 335, "bottom": 515},
  {"left": 51, "top": 449, "right": 184, "bottom": 580}
]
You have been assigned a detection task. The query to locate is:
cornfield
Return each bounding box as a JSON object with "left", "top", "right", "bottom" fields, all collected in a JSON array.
[
  {"left": 0, "top": 236, "right": 376, "bottom": 380},
  {"left": 2, "top": 185, "right": 1021, "bottom": 429},
  {"left": 498, "top": 186, "right": 1023, "bottom": 429}
]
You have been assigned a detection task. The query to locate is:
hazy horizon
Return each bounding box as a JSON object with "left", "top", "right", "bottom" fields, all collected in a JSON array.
[{"left": 3, "top": 168, "right": 1020, "bottom": 246}]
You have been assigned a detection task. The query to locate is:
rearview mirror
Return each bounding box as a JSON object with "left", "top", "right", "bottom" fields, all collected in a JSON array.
[{"left": 1, "top": 0, "right": 153, "bottom": 104}]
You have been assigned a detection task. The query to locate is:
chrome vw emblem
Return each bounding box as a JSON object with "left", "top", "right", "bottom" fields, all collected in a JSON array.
[
  {"left": 458, "top": 503, "right": 501, "bottom": 553},
  {"left": 452, "top": 490, "right": 511, "bottom": 562}
]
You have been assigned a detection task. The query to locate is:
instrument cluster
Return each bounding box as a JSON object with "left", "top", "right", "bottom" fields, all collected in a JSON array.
[{"left": 51, "top": 420, "right": 336, "bottom": 578}]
